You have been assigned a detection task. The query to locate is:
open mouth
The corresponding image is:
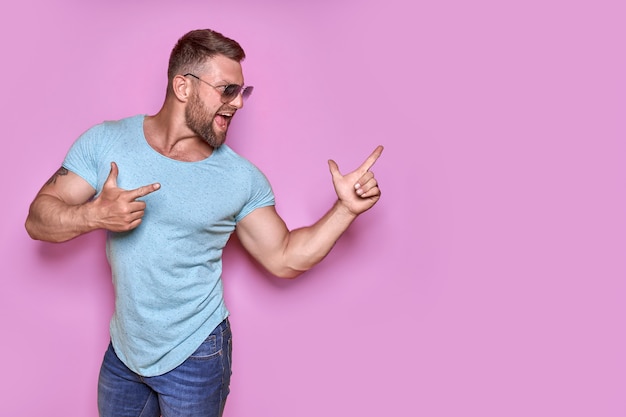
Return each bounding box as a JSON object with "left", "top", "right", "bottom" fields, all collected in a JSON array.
[{"left": 214, "top": 112, "right": 234, "bottom": 130}]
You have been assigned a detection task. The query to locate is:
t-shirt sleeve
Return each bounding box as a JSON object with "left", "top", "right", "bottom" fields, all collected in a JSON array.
[
  {"left": 235, "top": 166, "right": 275, "bottom": 222},
  {"left": 62, "top": 124, "right": 105, "bottom": 191}
]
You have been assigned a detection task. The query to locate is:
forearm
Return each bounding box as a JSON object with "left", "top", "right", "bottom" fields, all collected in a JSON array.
[
  {"left": 281, "top": 200, "right": 358, "bottom": 277},
  {"left": 25, "top": 195, "right": 98, "bottom": 242}
]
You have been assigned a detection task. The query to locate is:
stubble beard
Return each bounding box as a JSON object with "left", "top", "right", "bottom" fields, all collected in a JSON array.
[{"left": 185, "top": 90, "right": 227, "bottom": 149}]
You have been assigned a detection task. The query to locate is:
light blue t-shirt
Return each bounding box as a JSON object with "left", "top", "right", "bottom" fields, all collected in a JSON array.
[{"left": 63, "top": 115, "right": 274, "bottom": 376}]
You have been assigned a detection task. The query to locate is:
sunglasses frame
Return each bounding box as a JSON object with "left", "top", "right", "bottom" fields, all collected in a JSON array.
[{"left": 184, "top": 73, "right": 253, "bottom": 103}]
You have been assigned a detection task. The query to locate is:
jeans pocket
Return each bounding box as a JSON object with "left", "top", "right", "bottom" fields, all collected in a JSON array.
[{"left": 189, "top": 334, "right": 221, "bottom": 360}]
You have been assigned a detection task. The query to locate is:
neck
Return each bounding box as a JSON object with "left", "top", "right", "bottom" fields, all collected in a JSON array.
[{"left": 144, "top": 102, "right": 214, "bottom": 162}]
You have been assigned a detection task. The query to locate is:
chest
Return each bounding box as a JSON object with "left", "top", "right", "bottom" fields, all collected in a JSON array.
[{"left": 98, "top": 152, "right": 249, "bottom": 232}]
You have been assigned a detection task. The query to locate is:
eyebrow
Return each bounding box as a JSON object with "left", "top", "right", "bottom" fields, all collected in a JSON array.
[{"left": 214, "top": 77, "right": 244, "bottom": 86}]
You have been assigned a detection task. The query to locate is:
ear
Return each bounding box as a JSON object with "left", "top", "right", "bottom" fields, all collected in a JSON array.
[{"left": 171, "top": 74, "right": 192, "bottom": 102}]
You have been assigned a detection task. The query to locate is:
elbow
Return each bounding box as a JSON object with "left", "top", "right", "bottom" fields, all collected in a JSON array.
[
  {"left": 260, "top": 251, "right": 320, "bottom": 279},
  {"left": 275, "top": 269, "right": 304, "bottom": 280},
  {"left": 270, "top": 256, "right": 325, "bottom": 279},
  {"left": 24, "top": 208, "right": 46, "bottom": 241},
  {"left": 24, "top": 217, "right": 39, "bottom": 240},
  {"left": 25, "top": 224, "right": 47, "bottom": 242},
  {"left": 24, "top": 217, "right": 64, "bottom": 243},
  {"left": 269, "top": 264, "right": 307, "bottom": 280}
]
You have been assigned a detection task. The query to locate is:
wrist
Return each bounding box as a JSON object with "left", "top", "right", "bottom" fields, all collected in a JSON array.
[
  {"left": 334, "top": 199, "right": 359, "bottom": 220},
  {"left": 81, "top": 200, "right": 101, "bottom": 231}
]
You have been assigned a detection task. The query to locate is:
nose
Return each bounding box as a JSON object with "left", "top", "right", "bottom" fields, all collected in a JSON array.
[{"left": 227, "top": 91, "right": 244, "bottom": 109}]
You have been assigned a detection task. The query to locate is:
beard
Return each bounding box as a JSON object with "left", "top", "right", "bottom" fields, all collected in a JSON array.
[{"left": 185, "top": 90, "right": 227, "bottom": 148}]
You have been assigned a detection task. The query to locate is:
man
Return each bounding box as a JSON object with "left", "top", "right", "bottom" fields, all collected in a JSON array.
[{"left": 25, "top": 28, "right": 382, "bottom": 417}]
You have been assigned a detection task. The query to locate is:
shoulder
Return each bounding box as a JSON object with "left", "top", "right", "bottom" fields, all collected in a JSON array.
[
  {"left": 76, "top": 114, "right": 142, "bottom": 137},
  {"left": 74, "top": 115, "right": 144, "bottom": 147},
  {"left": 216, "top": 145, "right": 262, "bottom": 172},
  {"left": 92, "top": 114, "right": 144, "bottom": 135},
  {"left": 214, "top": 145, "right": 273, "bottom": 189}
]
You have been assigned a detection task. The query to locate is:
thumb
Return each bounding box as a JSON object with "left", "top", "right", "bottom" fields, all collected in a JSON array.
[
  {"left": 328, "top": 159, "right": 341, "bottom": 179},
  {"left": 104, "top": 162, "right": 119, "bottom": 188}
]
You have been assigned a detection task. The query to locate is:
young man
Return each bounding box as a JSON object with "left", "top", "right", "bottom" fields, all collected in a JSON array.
[{"left": 25, "top": 28, "right": 382, "bottom": 417}]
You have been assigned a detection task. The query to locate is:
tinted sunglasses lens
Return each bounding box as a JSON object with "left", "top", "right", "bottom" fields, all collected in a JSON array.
[
  {"left": 242, "top": 86, "right": 254, "bottom": 100},
  {"left": 222, "top": 85, "right": 242, "bottom": 102},
  {"left": 221, "top": 85, "right": 253, "bottom": 102}
]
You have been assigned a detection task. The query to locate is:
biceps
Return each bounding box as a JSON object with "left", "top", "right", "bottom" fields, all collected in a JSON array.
[
  {"left": 236, "top": 206, "right": 290, "bottom": 262},
  {"left": 38, "top": 167, "right": 96, "bottom": 205}
]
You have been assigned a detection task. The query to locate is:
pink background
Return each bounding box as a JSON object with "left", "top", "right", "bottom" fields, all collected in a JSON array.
[{"left": 1, "top": 0, "right": 624, "bottom": 416}]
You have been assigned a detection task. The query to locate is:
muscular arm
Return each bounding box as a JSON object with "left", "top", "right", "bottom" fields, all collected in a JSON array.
[
  {"left": 236, "top": 203, "right": 358, "bottom": 278},
  {"left": 25, "top": 162, "right": 160, "bottom": 243},
  {"left": 236, "top": 146, "right": 383, "bottom": 279}
]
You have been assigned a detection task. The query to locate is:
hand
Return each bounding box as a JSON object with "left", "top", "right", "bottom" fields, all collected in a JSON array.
[
  {"left": 328, "top": 146, "right": 383, "bottom": 216},
  {"left": 91, "top": 162, "right": 160, "bottom": 232}
]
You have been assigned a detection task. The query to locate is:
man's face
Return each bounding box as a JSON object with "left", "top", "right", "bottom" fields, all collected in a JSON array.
[
  {"left": 185, "top": 88, "right": 227, "bottom": 148},
  {"left": 184, "top": 56, "right": 245, "bottom": 148}
]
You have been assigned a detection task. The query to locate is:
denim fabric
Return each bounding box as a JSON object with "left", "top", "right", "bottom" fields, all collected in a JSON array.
[{"left": 98, "top": 319, "right": 232, "bottom": 417}]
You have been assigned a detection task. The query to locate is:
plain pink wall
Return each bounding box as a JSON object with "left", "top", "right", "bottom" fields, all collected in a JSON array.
[{"left": 1, "top": 0, "right": 625, "bottom": 416}]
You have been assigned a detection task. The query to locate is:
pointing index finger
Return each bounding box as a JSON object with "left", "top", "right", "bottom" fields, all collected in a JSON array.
[
  {"left": 132, "top": 183, "right": 161, "bottom": 199},
  {"left": 359, "top": 145, "right": 384, "bottom": 173}
]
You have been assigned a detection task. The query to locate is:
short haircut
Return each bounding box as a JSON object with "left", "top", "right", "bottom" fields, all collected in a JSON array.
[{"left": 167, "top": 29, "right": 246, "bottom": 92}]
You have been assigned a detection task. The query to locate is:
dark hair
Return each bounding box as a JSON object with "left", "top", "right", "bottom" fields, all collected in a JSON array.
[{"left": 167, "top": 29, "right": 246, "bottom": 92}]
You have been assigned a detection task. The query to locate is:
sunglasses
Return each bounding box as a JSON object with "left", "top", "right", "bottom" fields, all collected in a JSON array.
[{"left": 184, "top": 73, "right": 254, "bottom": 103}]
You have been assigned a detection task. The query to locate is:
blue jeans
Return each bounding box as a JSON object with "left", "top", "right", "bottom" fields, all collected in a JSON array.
[{"left": 98, "top": 319, "right": 232, "bottom": 417}]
